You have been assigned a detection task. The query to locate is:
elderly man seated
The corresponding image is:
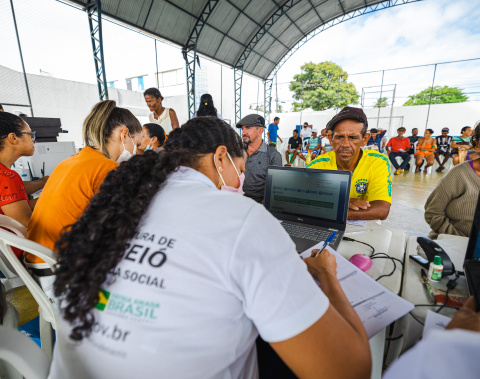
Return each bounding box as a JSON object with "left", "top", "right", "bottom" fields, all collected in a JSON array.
[{"left": 307, "top": 107, "right": 391, "bottom": 220}]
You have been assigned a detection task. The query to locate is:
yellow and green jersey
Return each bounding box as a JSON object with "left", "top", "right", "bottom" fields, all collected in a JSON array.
[{"left": 306, "top": 150, "right": 392, "bottom": 204}]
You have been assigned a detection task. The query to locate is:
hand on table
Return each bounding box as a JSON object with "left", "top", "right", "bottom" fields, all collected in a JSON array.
[
  {"left": 349, "top": 199, "right": 370, "bottom": 211},
  {"left": 446, "top": 297, "right": 480, "bottom": 333}
]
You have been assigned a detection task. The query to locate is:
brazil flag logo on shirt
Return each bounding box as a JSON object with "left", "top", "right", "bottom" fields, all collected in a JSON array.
[
  {"left": 95, "top": 289, "right": 111, "bottom": 311},
  {"left": 355, "top": 179, "right": 368, "bottom": 195}
]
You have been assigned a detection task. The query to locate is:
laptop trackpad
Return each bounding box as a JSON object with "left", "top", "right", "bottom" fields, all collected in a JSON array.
[{"left": 291, "top": 237, "right": 318, "bottom": 254}]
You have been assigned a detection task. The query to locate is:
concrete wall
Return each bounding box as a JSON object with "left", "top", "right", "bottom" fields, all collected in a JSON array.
[{"left": 0, "top": 64, "right": 188, "bottom": 147}]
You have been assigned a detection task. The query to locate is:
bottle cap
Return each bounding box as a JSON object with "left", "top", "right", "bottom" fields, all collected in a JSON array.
[{"left": 433, "top": 255, "right": 442, "bottom": 265}]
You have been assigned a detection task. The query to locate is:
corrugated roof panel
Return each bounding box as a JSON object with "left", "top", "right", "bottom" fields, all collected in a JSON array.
[
  {"left": 168, "top": 0, "right": 207, "bottom": 16},
  {"left": 276, "top": 23, "right": 305, "bottom": 47},
  {"left": 243, "top": 0, "right": 275, "bottom": 25},
  {"left": 115, "top": 0, "right": 146, "bottom": 25},
  {"left": 62, "top": 0, "right": 406, "bottom": 79},
  {"left": 228, "top": 13, "right": 258, "bottom": 45},
  {"left": 215, "top": 36, "right": 245, "bottom": 66},
  {"left": 198, "top": 25, "right": 230, "bottom": 57},
  {"left": 207, "top": 2, "right": 241, "bottom": 34},
  {"left": 152, "top": 3, "right": 193, "bottom": 43}
]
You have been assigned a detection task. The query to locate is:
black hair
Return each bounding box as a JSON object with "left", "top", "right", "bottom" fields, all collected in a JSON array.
[
  {"left": 293, "top": 129, "right": 298, "bottom": 133},
  {"left": 274, "top": 117, "right": 280, "bottom": 122},
  {"left": 412, "top": 128, "right": 418, "bottom": 131},
  {"left": 397, "top": 127, "right": 406, "bottom": 132},
  {"left": 426, "top": 128, "right": 434, "bottom": 135},
  {"left": 143, "top": 87, "right": 164, "bottom": 101},
  {"left": 0, "top": 104, "right": 4, "bottom": 111},
  {"left": 0, "top": 112, "right": 28, "bottom": 151},
  {"left": 54, "top": 116, "right": 245, "bottom": 341},
  {"left": 196, "top": 94, "right": 218, "bottom": 117},
  {"left": 370, "top": 128, "right": 378, "bottom": 133},
  {"left": 461, "top": 126, "right": 471, "bottom": 134},
  {"left": 303, "top": 122, "right": 308, "bottom": 125},
  {"left": 143, "top": 123, "right": 166, "bottom": 147},
  {"left": 472, "top": 121, "right": 480, "bottom": 148}
]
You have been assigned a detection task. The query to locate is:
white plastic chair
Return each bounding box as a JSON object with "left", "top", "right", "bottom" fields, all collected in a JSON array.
[
  {"left": 0, "top": 229, "right": 58, "bottom": 358},
  {"left": 0, "top": 215, "right": 27, "bottom": 292},
  {"left": 0, "top": 325, "right": 50, "bottom": 379}
]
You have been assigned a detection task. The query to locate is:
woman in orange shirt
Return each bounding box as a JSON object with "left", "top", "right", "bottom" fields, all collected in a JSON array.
[
  {"left": 414, "top": 129, "right": 436, "bottom": 173},
  {"left": 26, "top": 100, "right": 143, "bottom": 265}
]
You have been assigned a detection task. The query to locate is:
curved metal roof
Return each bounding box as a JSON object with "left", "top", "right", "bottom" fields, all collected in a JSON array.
[{"left": 67, "top": 0, "right": 414, "bottom": 80}]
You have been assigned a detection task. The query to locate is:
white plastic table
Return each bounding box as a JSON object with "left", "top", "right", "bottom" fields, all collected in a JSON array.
[{"left": 340, "top": 224, "right": 406, "bottom": 379}]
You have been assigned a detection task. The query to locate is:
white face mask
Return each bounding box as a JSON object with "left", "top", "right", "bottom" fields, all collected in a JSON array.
[
  {"left": 116, "top": 133, "right": 137, "bottom": 163},
  {"left": 213, "top": 152, "right": 244, "bottom": 195}
]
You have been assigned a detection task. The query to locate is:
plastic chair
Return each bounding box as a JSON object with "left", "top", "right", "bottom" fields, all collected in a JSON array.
[
  {"left": 0, "top": 215, "right": 27, "bottom": 292},
  {"left": 0, "top": 229, "right": 58, "bottom": 358},
  {"left": 0, "top": 282, "right": 19, "bottom": 330},
  {"left": 0, "top": 325, "right": 50, "bottom": 379}
]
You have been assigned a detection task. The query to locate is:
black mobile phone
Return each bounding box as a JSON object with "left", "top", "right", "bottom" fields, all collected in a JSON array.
[
  {"left": 464, "top": 261, "right": 480, "bottom": 311},
  {"left": 409, "top": 254, "right": 430, "bottom": 270}
]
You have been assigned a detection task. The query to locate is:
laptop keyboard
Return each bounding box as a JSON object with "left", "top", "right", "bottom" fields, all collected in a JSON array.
[{"left": 281, "top": 222, "right": 339, "bottom": 244}]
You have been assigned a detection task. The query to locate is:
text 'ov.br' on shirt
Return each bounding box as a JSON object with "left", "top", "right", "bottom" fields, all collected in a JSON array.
[{"left": 307, "top": 150, "right": 392, "bottom": 204}]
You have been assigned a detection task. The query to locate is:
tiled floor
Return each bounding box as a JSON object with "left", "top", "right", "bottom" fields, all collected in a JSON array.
[{"left": 383, "top": 168, "right": 444, "bottom": 237}]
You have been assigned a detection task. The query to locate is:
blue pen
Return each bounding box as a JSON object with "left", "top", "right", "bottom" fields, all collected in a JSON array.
[{"left": 314, "top": 231, "right": 337, "bottom": 257}]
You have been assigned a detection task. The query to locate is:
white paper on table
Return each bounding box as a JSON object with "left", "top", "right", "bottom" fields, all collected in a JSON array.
[
  {"left": 346, "top": 220, "right": 367, "bottom": 227},
  {"left": 423, "top": 311, "right": 451, "bottom": 338},
  {"left": 300, "top": 242, "right": 414, "bottom": 338}
]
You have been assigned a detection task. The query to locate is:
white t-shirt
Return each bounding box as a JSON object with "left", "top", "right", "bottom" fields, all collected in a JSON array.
[
  {"left": 49, "top": 167, "right": 329, "bottom": 379},
  {"left": 383, "top": 329, "right": 480, "bottom": 379},
  {"left": 300, "top": 128, "right": 311, "bottom": 139},
  {"left": 322, "top": 138, "right": 333, "bottom": 152}
]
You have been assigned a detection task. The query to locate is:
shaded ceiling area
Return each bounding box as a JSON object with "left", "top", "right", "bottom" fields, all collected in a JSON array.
[{"left": 65, "top": 0, "right": 399, "bottom": 79}]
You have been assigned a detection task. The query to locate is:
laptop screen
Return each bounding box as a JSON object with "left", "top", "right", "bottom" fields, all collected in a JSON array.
[
  {"left": 264, "top": 167, "right": 351, "bottom": 225},
  {"left": 466, "top": 192, "right": 480, "bottom": 262}
]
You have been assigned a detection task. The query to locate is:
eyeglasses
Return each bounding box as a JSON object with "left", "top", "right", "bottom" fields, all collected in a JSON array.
[{"left": 0, "top": 131, "right": 36, "bottom": 142}]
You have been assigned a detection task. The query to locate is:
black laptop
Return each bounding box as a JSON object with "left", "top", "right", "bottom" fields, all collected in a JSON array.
[
  {"left": 464, "top": 192, "right": 480, "bottom": 309},
  {"left": 264, "top": 166, "right": 351, "bottom": 252}
]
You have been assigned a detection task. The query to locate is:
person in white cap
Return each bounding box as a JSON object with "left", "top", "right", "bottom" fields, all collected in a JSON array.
[{"left": 305, "top": 129, "right": 321, "bottom": 160}]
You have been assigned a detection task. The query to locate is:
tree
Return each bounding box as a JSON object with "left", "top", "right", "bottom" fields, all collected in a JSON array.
[
  {"left": 373, "top": 97, "right": 388, "bottom": 108},
  {"left": 403, "top": 86, "right": 468, "bottom": 106},
  {"left": 289, "top": 61, "right": 359, "bottom": 111}
]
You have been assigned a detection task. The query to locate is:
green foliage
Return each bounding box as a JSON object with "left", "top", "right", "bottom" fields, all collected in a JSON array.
[
  {"left": 403, "top": 86, "right": 468, "bottom": 106},
  {"left": 277, "top": 104, "right": 283, "bottom": 113},
  {"left": 373, "top": 97, "right": 388, "bottom": 108},
  {"left": 289, "top": 61, "right": 359, "bottom": 111}
]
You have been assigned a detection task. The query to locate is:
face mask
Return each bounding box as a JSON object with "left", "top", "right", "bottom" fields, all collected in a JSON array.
[
  {"left": 144, "top": 138, "right": 154, "bottom": 152},
  {"left": 116, "top": 133, "right": 137, "bottom": 163},
  {"left": 213, "top": 152, "right": 244, "bottom": 195}
]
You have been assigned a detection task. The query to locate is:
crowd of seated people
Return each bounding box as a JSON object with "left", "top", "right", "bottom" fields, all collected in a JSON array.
[{"left": 1, "top": 95, "right": 480, "bottom": 379}]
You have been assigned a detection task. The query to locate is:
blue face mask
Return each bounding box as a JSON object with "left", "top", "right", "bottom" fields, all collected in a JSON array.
[{"left": 144, "top": 138, "right": 154, "bottom": 151}]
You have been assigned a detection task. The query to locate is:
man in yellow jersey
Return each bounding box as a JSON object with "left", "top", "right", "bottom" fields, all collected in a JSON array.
[{"left": 307, "top": 107, "right": 391, "bottom": 220}]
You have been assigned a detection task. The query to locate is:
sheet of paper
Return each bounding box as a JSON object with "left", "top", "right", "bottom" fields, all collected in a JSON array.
[
  {"left": 423, "top": 311, "right": 451, "bottom": 338},
  {"left": 347, "top": 220, "right": 367, "bottom": 227},
  {"left": 300, "top": 243, "right": 414, "bottom": 338}
]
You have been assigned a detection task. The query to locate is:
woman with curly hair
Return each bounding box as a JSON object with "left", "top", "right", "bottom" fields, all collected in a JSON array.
[{"left": 49, "top": 117, "right": 370, "bottom": 379}]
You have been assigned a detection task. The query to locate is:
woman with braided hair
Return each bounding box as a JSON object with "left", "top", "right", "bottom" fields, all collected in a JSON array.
[{"left": 49, "top": 117, "right": 370, "bottom": 379}]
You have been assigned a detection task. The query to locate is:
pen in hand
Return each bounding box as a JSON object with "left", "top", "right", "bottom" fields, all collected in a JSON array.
[{"left": 314, "top": 231, "right": 337, "bottom": 258}]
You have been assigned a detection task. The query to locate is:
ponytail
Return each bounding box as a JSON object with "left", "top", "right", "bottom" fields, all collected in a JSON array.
[
  {"left": 54, "top": 116, "right": 244, "bottom": 341},
  {"left": 196, "top": 93, "right": 218, "bottom": 117}
]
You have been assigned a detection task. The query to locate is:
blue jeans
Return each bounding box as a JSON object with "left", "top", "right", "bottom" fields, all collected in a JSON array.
[{"left": 389, "top": 152, "right": 410, "bottom": 170}]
